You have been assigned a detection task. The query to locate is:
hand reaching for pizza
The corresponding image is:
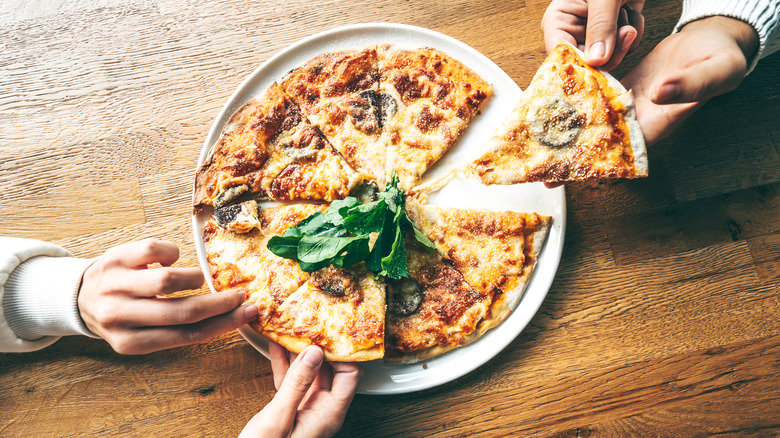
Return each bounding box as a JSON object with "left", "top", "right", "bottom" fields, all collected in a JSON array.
[
  {"left": 542, "top": 0, "right": 645, "bottom": 70},
  {"left": 621, "top": 16, "right": 758, "bottom": 145},
  {"left": 239, "top": 342, "right": 361, "bottom": 438},
  {"left": 77, "top": 238, "right": 257, "bottom": 354}
]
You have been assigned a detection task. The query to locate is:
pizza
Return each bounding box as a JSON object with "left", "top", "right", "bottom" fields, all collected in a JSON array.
[
  {"left": 399, "top": 193, "right": 551, "bottom": 357},
  {"left": 197, "top": 41, "right": 654, "bottom": 363},
  {"left": 471, "top": 41, "right": 648, "bottom": 184}
]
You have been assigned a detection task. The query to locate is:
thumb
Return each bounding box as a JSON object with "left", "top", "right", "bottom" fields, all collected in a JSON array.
[
  {"left": 266, "top": 346, "right": 324, "bottom": 424},
  {"left": 650, "top": 49, "right": 746, "bottom": 105},
  {"left": 584, "top": 0, "right": 622, "bottom": 66}
]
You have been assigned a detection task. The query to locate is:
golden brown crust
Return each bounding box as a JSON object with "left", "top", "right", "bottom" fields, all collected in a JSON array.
[{"left": 472, "top": 41, "right": 647, "bottom": 185}]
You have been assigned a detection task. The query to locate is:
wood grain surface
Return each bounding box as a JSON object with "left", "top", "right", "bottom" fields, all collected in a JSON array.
[{"left": 1, "top": 0, "right": 779, "bottom": 436}]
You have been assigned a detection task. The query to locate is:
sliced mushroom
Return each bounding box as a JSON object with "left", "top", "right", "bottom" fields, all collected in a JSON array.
[
  {"left": 528, "top": 97, "right": 584, "bottom": 148},
  {"left": 387, "top": 277, "right": 423, "bottom": 316},
  {"left": 215, "top": 200, "right": 260, "bottom": 233},
  {"left": 311, "top": 266, "right": 357, "bottom": 297},
  {"left": 214, "top": 184, "right": 249, "bottom": 208}
]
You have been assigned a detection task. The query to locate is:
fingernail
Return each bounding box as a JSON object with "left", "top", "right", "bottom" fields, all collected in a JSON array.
[
  {"left": 302, "top": 347, "right": 323, "bottom": 368},
  {"left": 655, "top": 82, "right": 680, "bottom": 103},
  {"left": 236, "top": 290, "right": 246, "bottom": 302},
  {"left": 587, "top": 42, "right": 605, "bottom": 62},
  {"left": 244, "top": 304, "right": 258, "bottom": 319}
]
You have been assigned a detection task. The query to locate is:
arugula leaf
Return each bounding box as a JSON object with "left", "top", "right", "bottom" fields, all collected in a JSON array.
[
  {"left": 266, "top": 172, "right": 423, "bottom": 278},
  {"left": 266, "top": 235, "right": 301, "bottom": 260},
  {"left": 379, "top": 208, "right": 408, "bottom": 279},
  {"left": 343, "top": 199, "right": 386, "bottom": 234},
  {"left": 367, "top": 210, "right": 396, "bottom": 273}
]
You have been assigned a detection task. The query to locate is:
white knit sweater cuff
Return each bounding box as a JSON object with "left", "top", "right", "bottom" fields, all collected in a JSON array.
[
  {"left": 674, "top": 0, "right": 780, "bottom": 74},
  {"left": 4, "top": 256, "right": 98, "bottom": 341}
]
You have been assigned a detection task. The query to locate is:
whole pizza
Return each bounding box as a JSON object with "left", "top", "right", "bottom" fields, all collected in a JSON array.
[{"left": 194, "top": 42, "right": 644, "bottom": 363}]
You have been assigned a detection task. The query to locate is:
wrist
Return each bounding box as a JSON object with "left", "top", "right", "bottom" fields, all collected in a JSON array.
[{"left": 681, "top": 16, "right": 759, "bottom": 64}]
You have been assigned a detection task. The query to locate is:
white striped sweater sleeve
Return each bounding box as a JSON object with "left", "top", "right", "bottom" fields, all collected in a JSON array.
[
  {"left": 1, "top": 237, "right": 97, "bottom": 353},
  {"left": 674, "top": 0, "right": 780, "bottom": 73}
]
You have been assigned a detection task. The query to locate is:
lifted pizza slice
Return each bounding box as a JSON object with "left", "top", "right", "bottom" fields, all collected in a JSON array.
[
  {"left": 471, "top": 41, "right": 647, "bottom": 184},
  {"left": 405, "top": 194, "right": 551, "bottom": 331},
  {"left": 379, "top": 45, "right": 492, "bottom": 190}
]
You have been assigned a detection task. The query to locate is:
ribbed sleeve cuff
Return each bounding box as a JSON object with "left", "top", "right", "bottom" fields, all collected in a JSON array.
[
  {"left": 674, "top": 0, "right": 780, "bottom": 74},
  {"left": 4, "top": 256, "right": 98, "bottom": 341}
]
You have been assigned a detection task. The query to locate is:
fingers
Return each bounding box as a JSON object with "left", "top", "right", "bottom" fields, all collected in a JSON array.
[
  {"left": 102, "top": 303, "right": 258, "bottom": 354},
  {"left": 650, "top": 50, "right": 746, "bottom": 105},
  {"left": 105, "top": 238, "right": 182, "bottom": 268},
  {"left": 270, "top": 341, "right": 292, "bottom": 390},
  {"left": 267, "top": 346, "right": 324, "bottom": 427},
  {"left": 625, "top": 5, "right": 645, "bottom": 51},
  {"left": 601, "top": 7, "right": 637, "bottom": 71},
  {"left": 544, "top": 27, "right": 579, "bottom": 54},
  {"left": 104, "top": 289, "right": 247, "bottom": 327},
  {"left": 109, "top": 266, "right": 205, "bottom": 297},
  {"left": 328, "top": 362, "right": 361, "bottom": 408},
  {"left": 584, "top": 0, "right": 623, "bottom": 66},
  {"left": 541, "top": 0, "right": 588, "bottom": 53}
]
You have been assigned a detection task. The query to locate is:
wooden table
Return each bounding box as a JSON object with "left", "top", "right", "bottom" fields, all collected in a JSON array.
[{"left": 2, "top": 1, "right": 778, "bottom": 436}]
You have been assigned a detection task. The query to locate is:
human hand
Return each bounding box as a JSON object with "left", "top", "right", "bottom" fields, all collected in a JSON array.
[
  {"left": 239, "top": 342, "right": 361, "bottom": 438},
  {"left": 78, "top": 238, "right": 257, "bottom": 354},
  {"left": 542, "top": 0, "right": 645, "bottom": 69},
  {"left": 622, "top": 16, "right": 759, "bottom": 145}
]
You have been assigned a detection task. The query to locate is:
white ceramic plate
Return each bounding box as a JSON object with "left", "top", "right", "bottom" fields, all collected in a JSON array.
[{"left": 193, "top": 23, "right": 566, "bottom": 395}]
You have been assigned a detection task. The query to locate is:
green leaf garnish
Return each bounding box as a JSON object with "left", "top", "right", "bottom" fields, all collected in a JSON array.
[{"left": 266, "top": 173, "right": 431, "bottom": 277}]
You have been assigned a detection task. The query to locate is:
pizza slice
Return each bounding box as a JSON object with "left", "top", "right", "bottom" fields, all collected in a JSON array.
[
  {"left": 280, "top": 47, "right": 387, "bottom": 185},
  {"left": 203, "top": 202, "right": 326, "bottom": 329},
  {"left": 471, "top": 41, "right": 647, "bottom": 184},
  {"left": 263, "top": 264, "right": 385, "bottom": 362},
  {"left": 378, "top": 45, "right": 492, "bottom": 190},
  {"left": 405, "top": 193, "right": 551, "bottom": 332},
  {"left": 385, "top": 229, "right": 493, "bottom": 363},
  {"left": 193, "top": 82, "right": 364, "bottom": 213}
]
